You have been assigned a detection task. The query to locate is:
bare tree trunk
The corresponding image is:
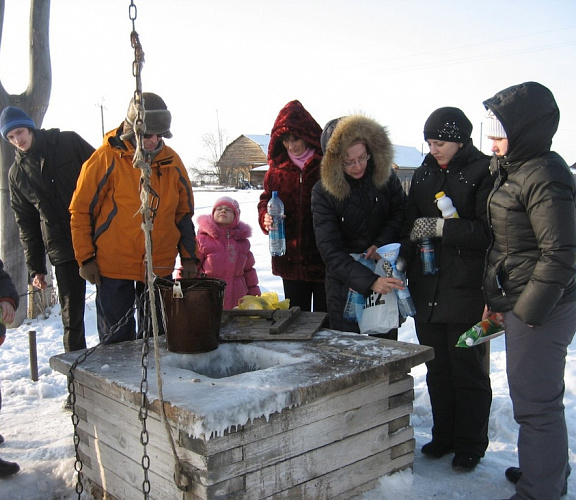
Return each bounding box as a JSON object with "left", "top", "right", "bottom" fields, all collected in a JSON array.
[{"left": 0, "top": 0, "right": 52, "bottom": 326}]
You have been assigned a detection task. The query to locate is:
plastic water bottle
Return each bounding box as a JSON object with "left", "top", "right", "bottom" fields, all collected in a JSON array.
[
  {"left": 267, "top": 191, "right": 286, "bottom": 256},
  {"left": 391, "top": 263, "right": 417, "bottom": 317},
  {"left": 343, "top": 288, "right": 365, "bottom": 322},
  {"left": 435, "top": 191, "right": 459, "bottom": 218},
  {"left": 420, "top": 237, "right": 438, "bottom": 275}
]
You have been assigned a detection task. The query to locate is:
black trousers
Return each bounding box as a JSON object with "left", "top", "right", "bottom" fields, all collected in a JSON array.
[
  {"left": 96, "top": 276, "right": 167, "bottom": 345},
  {"left": 282, "top": 279, "right": 327, "bottom": 312},
  {"left": 415, "top": 320, "right": 492, "bottom": 456},
  {"left": 55, "top": 260, "right": 86, "bottom": 352}
]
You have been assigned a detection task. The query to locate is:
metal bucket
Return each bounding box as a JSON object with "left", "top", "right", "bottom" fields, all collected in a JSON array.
[{"left": 156, "top": 278, "right": 226, "bottom": 354}]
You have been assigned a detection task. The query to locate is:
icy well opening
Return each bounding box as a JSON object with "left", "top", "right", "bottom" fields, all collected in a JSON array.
[{"left": 162, "top": 343, "right": 302, "bottom": 379}]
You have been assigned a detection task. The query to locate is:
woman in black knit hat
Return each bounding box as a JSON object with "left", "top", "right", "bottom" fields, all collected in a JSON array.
[{"left": 398, "top": 107, "right": 493, "bottom": 471}]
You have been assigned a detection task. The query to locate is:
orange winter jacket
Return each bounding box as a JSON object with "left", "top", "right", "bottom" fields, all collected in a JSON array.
[{"left": 70, "top": 128, "right": 197, "bottom": 281}]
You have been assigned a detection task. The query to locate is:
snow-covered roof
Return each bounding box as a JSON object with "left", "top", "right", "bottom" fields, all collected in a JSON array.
[{"left": 393, "top": 145, "right": 423, "bottom": 168}]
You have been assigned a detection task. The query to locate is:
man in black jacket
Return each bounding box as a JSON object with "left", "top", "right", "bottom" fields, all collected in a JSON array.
[
  {"left": 483, "top": 82, "right": 576, "bottom": 499},
  {"left": 0, "top": 106, "right": 95, "bottom": 353}
]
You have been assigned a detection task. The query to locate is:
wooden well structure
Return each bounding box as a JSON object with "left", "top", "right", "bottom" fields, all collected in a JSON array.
[{"left": 50, "top": 329, "right": 432, "bottom": 499}]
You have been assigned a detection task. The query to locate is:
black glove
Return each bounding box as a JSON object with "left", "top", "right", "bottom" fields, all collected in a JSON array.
[
  {"left": 410, "top": 218, "right": 444, "bottom": 242},
  {"left": 180, "top": 260, "right": 198, "bottom": 279}
]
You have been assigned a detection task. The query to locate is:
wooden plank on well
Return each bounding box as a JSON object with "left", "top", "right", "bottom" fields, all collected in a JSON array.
[{"left": 244, "top": 424, "right": 414, "bottom": 498}]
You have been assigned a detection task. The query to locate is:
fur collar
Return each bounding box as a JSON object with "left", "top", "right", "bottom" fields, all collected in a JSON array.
[
  {"left": 197, "top": 214, "right": 252, "bottom": 240},
  {"left": 320, "top": 115, "right": 393, "bottom": 201}
]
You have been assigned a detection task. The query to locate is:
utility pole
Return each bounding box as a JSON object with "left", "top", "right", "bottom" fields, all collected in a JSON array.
[
  {"left": 96, "top": 98, "right": 107, "bottom": 137},
  {"left": 479, "top": 122, "right": 483, "bottom": 151}
]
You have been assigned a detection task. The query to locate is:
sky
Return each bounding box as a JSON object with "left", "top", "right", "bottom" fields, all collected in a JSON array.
[
  {"left": 1, "top": 1, "right": 575, "bottom": 170},
  {"left": 0, "top": 188, "right": 574, "bottom": 499}
]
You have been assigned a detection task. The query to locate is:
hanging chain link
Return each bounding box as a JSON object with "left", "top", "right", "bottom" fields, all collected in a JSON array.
[{"left": 68, "top": 3, "right": 192, "bottom": 498}]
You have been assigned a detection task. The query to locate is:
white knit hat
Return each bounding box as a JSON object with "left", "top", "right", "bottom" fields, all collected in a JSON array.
[{"left": 485, "top": 109, "right": 507, "bottom": 139}]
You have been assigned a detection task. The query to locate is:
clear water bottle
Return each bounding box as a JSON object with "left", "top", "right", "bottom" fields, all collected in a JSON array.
[
  {"left": 420, "top": 237, "right": 438, "bottom": 275},
  {"left": 267, "top": 191, "right": 286, "bottom": 257},
  {"left": 392, "top": 264, "right": 417, "bottom": 317},
  {"left": 435, "top": 191, "right": 459, "bottom": 218},
  {"left": 343, "top": 288, "right": 365, "bottom": 322}
]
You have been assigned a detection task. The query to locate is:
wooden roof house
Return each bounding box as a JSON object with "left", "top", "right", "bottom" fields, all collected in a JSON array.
[{"left": 216, "top": 134, "right": 270, "bottom": 187}]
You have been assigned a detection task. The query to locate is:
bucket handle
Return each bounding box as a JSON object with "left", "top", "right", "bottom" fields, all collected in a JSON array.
[{"left": 172, "top": 281, "right": 184, "bottom": 298}]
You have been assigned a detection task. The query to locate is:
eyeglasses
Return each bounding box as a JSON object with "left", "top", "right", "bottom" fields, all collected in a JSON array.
[{"left": 342, "top": 154, "right": 370, "bottom": 169}]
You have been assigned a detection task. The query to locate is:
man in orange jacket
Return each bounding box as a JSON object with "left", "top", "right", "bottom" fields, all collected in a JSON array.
[{"left": 70, "top": 93, "right": 198, "bottom": 344}]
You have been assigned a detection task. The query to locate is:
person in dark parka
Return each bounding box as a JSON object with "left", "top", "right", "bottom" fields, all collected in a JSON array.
[
  {"left": 483, "top": 82, "right": 576, "bottom": 500},
  {"left": 0, "top": 106, "right": 95, "bottom": 353},
  {"left": 0, "top": 258, "right": 20, "bottom": 477},
  {"left": 311, "top": 114, "right": 406, "bottom": 336},
  {"left": 399, "top": 107, "right": 493, "bottom": 471}
]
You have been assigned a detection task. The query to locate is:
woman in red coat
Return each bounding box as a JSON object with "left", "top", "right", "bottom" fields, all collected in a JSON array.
[{"left": 258, "top": 100, "right": 326, "bottom": 312}]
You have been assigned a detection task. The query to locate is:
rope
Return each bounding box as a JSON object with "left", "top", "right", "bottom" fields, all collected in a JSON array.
[{"left": 128, "top": 1, "right": 192, "bottom": 493}]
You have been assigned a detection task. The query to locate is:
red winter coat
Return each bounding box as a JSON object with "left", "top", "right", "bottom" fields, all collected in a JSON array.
[
  {"left": 196, "top": 214, "right": 260, "bottom": 309},
  {"left": 257, "top": 100, "right": 325, "bottom": 282}
]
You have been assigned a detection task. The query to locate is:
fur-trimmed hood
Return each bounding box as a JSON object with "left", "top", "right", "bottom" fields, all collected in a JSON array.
[
  {"left": 320, "top": 115, "right": 394, "bottom": 201},
  {"left": 196, "top": 214, "right": 252, "bottom": 240}
]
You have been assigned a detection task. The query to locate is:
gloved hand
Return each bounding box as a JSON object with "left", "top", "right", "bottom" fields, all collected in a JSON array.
[
  {"left": 410, "top": 217, "right": 444, "bottom": 242},
  {"left": 79, "top": 261, "right": 101, "bottom": 286},
  {"left": 180, "top": 260, "right": 198, "bottom": 279}
]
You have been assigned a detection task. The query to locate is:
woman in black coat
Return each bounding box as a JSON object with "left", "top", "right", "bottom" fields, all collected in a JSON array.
[
  {"left": 399, "top": 107, "right": 493, "bottom": 471},
  {"left": 483, "top": 82, "right": 576, "bottom": 499},
  {"left": 311, "top": 115, "right": 406, "bottom": 336}
]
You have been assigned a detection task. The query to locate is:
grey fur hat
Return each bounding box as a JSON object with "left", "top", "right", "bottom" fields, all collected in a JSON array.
[{"left": 120, "top": 92, "right": 173, "bottom": 141}]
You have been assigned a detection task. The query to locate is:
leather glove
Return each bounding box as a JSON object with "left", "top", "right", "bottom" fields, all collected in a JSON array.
[
  {"left": 410, "top": 217, "right": 444, "bottom": 242},
  {"left": 79, "top": 261, "right": 101, "bottom": 286},
  {"left": 180, "top": 260, "right": 198, "bottom": 279}
]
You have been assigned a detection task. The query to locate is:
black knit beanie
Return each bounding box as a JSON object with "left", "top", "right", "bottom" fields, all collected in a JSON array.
[{"left": 423, "top": 107, "right": 472, "bottom": 143}]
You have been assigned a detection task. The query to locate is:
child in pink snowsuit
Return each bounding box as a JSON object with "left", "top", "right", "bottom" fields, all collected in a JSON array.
[{"left": 196, "top": 197, "right": 261, "bottom": 309}]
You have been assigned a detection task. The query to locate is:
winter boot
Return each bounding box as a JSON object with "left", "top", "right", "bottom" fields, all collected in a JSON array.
[{"left": 0, "top": 458, "right": 19, "bottom": 477}]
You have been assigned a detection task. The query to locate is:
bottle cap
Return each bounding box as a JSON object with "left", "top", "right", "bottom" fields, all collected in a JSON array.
[
  {"left": 435, "top": 191, "right": 446, "bottom": 199},
  {"left": 465, "top": 337, "right": 475, "bottom": 346}
]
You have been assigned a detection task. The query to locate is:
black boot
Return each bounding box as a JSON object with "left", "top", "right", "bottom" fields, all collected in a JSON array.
[{"left": 0, "top": 458, "right": 19, "bottom": 478}]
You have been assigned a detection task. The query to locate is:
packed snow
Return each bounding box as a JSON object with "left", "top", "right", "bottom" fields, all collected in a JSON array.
[{"left": 0, "top": 188, "right": 574, "bottom": 499}]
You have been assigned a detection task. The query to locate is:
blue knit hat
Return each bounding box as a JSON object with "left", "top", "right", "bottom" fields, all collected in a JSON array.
[{"left": 0, "top": 106, "right": 36, "bottom": 141}]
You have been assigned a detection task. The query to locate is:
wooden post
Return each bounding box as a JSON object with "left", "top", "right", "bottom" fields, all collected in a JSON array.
[{"left": 28, "top": 330, "right": 38, "bottom": 382}]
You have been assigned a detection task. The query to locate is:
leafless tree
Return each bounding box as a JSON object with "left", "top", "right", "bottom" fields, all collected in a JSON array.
[
  {"left": 0, "top": 0, "right": 52, "bottom": 326},
  {"left": 190, "top": 129, "right": 229, "bottom": 185}
]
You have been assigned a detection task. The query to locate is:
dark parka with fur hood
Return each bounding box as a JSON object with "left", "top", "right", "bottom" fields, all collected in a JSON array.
[
  {"left": 483, "top": 81, "right": 576, "bottom": 326},
  {"left": 312, "top": 115, "right": 406, "bottom": 332},
  {"left": 9, "top": 129, "right": 95, "bottom": 278},
  {"left": 400, "top": 141, "right": 492, "bottom": 323},
  {"left": 257, "top": 100, "right": 325, "bottom": 283}
]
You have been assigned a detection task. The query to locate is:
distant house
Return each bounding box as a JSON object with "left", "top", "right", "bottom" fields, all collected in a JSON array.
[
  {"left": 393, "top": 145, "right": 424, "bottom": 192},
  {"left": 216, "top": 134, "right": 270, "bottom": 187}
]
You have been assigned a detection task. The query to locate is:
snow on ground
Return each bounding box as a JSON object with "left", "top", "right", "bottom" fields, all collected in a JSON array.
[{"left": 0, "top": 188, "right": 574, "bottom": 499}]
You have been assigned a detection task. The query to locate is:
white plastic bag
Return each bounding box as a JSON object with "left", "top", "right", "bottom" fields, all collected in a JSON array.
[{"left": 359, "top": 258, "right": 399, "bottom": 334}]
